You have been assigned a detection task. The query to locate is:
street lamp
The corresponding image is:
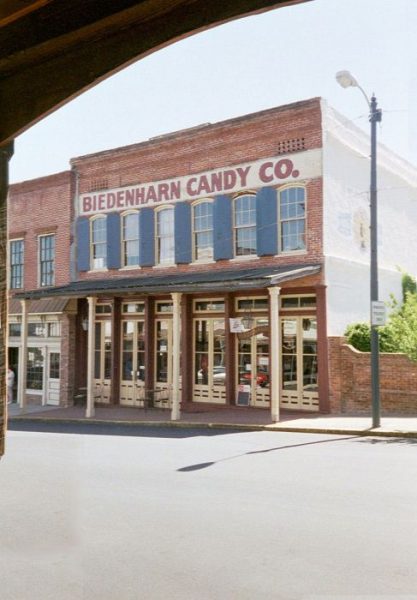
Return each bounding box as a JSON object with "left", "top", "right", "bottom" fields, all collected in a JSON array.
[{"left": 336, "top": 70, "right": 382, "bottom": 429}]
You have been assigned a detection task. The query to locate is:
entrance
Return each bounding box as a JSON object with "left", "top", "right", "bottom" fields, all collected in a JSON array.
[
  {"left": 93, "top": 320, "right": 112, "bottom": 403},
  {"left": 120, "top": 320, "right": 145, "bottom": 406},
  {"left": 281, "top": 317, "right": 319, "bottom": 411},
  {"left": 155, "top": 319, "right": 172, "bottom": 394},
  {"left": 236, "top": 317, "right": 270, "bottom": 407},
  {"left": 193, "top": 318, "right": 226, "bottom": 403},
  {"left": 46, "top": 350, "right": 60, "bottom": 405},
  {"left": 7, "top": 347, "right": 19, "bottom": 403}
]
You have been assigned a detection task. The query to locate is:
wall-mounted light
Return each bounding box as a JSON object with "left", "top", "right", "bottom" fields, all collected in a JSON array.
[{"left": 81, "top": 318, "right": 89, "bottom": 331}]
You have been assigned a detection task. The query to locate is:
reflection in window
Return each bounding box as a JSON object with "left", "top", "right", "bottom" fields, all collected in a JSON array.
[
  {"left": 156, "top": 208, "right": 174, "bottom": 265},
  {"left": 10, "top": 239, "right": 24, "bottom": 289},
  {"left": 91, "top": 217, "right": 107, "bottom": 269},
  {"left": 39, "top": 234, "right": 55, "bottom": 287},
  {"left": 156, "top": 320, "right": 169, "bottom": 382},
  {"left": 280, "top": 187, "right": 306, "bottom": 252},
  {"left": 27, "top": 347, "right": 44, "bottom": 390},
  {"left": 193, "top": 202, "right": 213, "bottom": 261},
  {"left": 49, "top": 352, "right": 60, "bottom": 379},
  {"left": 234, "top": 195, "right": 257, "bottom": 256},
  {"left": 122, "top": 212, "right": 139, "bottom": 266}
]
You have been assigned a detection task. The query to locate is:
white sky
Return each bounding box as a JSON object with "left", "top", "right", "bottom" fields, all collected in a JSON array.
[{"left": 9, "top": 0, "right": 417, "bottom": 183}]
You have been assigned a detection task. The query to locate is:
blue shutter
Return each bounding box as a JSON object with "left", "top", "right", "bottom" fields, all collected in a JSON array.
[
  {"left": 174, "top": 202, "right": 192, "bottom": 264},
  {"left": 256, "top": 187, "right": 278, "bottom": 256},
  {"left": 107, "top": 212, "right": 121, "bottom": 269},
  {"left": 139, "top": 208, "right": 155, "bottom": 267},
  {"left": 213, "top": 195, "right": 233, "bottom": 260},
  {"left": 77, "top": 217, "right": 90, "bottom": 272}
]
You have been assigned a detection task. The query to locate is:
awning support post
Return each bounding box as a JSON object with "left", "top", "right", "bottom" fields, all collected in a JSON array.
[
  {"left": 86, "top": 296, "right": 96, "bottom": 418},
  {"left": 268, "top": 286, "right": 281, "bottom": 422},
  {"left": 171, "top": 292, "right": 182, "bottom": 421}
]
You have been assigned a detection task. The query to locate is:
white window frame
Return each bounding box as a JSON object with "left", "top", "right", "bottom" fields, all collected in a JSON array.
[
  {"left": 233, "top": 193, "right": 257, "bottom": 258},
  {"left": 192, "top": 199, "right": 214, "bottom": 262},
  {"left": 90, "top": 215, "right": 107, "bottom": 270},
  {"left": 9, "top": 238, "right": 24, "bottom": 289},
  {"left": 38, "top": 233, "right": 55, "bottom": 287},
  {"left": 121, "top": 210, "right": 140, "bottom": 268},
  {"left": 155, "top": 206, "right": 175, "bottom": 266},
  {"left": 278, "top": 185, "right": 307, "bottom": 254}
]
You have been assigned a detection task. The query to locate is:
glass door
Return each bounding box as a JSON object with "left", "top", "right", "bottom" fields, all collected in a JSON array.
[
  {"left": 236, "top": 317, "right": 270, "bottom": 407},
  {"left": 281, "top": 317, "right": 319, "bottom": 411},
  {"left": 155, "top": 319, "right": 172, "bottom": 399},
  {"left": 94, "top": 320, "right": 112, "bottom": 403},
  {"left": 194, "top": 318, "right": 226, "bottom": 403},
  {"left": 120, "top": 320, "right": 146, "bottom": 406}
]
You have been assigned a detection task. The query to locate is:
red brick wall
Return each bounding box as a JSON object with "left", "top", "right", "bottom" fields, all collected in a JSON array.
[
  {"left": 328, "top": 337, "right": 417, "bottom": 414},
  {"left": 72, "top": 98, "right": 324, "bottom": 284},
  {"left": 8, "top": 170, "right": 73, "bottom": 291}
]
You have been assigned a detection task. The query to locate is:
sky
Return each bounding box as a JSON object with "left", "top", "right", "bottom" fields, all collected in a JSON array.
[{"left": 9, "top": 0, "right": 417, "bottom": 183}]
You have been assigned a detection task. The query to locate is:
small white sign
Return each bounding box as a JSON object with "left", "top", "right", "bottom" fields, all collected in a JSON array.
[
  {"left": 371, "top": 301, "right": 386, "bottom": 326},
  {"left": 259, "top": 357, "right": 269, "bottom": 366},
  {"left": 229, "top": 318, "right": 245, "bottom": 333}
]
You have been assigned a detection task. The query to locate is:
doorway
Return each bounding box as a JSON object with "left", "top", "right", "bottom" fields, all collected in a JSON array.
[
  {"left": 120, "top": 319, "right": 146, "bottom": 406},
  {"left": 193, "top": 318, "right": 226, "bottom": 404}
]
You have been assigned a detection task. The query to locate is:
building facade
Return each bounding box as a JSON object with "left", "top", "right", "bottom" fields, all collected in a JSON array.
[{"left": 8, "top": 98, "right": 417, "bottom": 419}]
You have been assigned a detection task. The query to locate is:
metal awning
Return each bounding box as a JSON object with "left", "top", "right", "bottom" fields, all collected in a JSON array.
[
  {"left": 14, "top": 264, "right": 321, "bottom": 300},
  {"left": 8, "top": 297, "right": 73, "bottom": 314}
]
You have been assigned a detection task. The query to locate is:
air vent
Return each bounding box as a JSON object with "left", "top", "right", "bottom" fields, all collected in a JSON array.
[
  {"left": 277, "top": 138, "right": 305, "bottom": 155},
  {"left": 88, "top": 178, "right": 109, "bottom": 192}
]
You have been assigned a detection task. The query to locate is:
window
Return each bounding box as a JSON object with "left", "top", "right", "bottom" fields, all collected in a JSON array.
[
  {"left": 122, "top": 212, "right": 139, "bottom": 266},
  {"left": 193, "top": 201, "right": 213, "bottom": 261},
  {"left": 10, "top": 239, "right": 24, "bottom": 289},
  {"left": 47, "top": 322, "right": 61, "bottom": 337},
  {"left": 9, "top": 323, "right": 21, "bottom": 337},
  {"left": 28, "top": 322, "right": 46, "bottom": 337},
  {"left": 156, "top": 208, "right": 174, "bottom": 265},
  {"left": 91, "top": 216, "right": 107, "bottom": 269},
  {"left": 27, "top": 347, "right": 44, "bottom": 390},
  {"left": 156, "top": 302, "right": 173, "bottom": 314},
  {"left": 236, "top": 297, "right": 269, "bottom": 312},
  {"left": 194, "top": 300, "right": 225, "bottom": 312},
  {"left": 279, "top": 187, "right": 306, "bottom": 252},
  {"left": 234, "top": 195, "right": 256, "bottom": 256},
  {"left": 39, "top": 234, "right": 55, "bottom": 287},
  {"left": 96, "top": 304, "right": 112, "bottom": 314},
  {"left": 122, "top": 302, "right": 145, "bottom": 314},
  {"left": 281, "top": 295, "right": 316, "bottom": 310},
  {"left": 49, "top": 352, "right": 60, "bottom": 379}
]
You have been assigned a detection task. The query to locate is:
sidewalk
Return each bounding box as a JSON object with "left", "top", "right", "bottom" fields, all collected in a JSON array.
[{"left": 7, "top": 402, "right": 417, "bottom": 438}]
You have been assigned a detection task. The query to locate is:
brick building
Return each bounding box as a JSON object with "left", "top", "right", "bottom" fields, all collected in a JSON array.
[{"left": 8, "top": 98, "right": 417, "bottom": 419}]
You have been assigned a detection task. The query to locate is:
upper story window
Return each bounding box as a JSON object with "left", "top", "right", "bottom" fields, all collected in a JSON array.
[
  {"left": 156, "top": 207, "right": 174, "bottom": 265},
  {"left": 91, "top": 216, "right": 107, "bottom": 270},
  {"left": 279, "top": 186, "right": 306, "bottom": 252},
  {"left": 122, "top": 212, "right": 139, "bottom": 267},
  {"left": 234, "top": 194, "right": 256, "bottom": 257},
  {"left": 39, "top": 234, "right": 55, "bottom": 287},
  {"left": 193, "top": 201, "right": 213, "bottom": 261},
  {"left": 10, "top": 239, "right": 24, "bottom": 289}
]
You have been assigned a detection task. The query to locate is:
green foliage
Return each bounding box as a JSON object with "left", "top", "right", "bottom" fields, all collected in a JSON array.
[
  {"left": 402, "top": 273, "right": 417, "bottom": 302},
  {"left": 345, "top": 283, "right": 417, "bottom": 361}
]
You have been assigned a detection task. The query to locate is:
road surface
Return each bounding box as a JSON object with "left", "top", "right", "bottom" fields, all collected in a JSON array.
[{"left": 1, "top": 427, "right": 416, "bottom": 599}]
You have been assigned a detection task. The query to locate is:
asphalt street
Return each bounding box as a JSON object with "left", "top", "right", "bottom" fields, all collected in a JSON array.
[{"left": 1, "top": 427, "right": 416, "bottom": 600}]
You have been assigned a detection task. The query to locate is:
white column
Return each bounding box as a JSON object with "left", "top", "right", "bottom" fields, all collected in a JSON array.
[
  {"left": 86, "top": 296, "right": 96, "bottom": 418},
  {"left": 170, "top": 292, "right": 182, "bottom": 421},
  {"left": 268, "top": 286, "right": 281, "bottom": 423},
  {"left": 18, "top": 299, "right": 29, "bottom": 413}
]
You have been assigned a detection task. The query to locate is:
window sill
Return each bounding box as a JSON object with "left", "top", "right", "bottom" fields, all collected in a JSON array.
[
  {"left": 230, "top": 255, "right": 258, "bottom": 262},
  {"left": 152, "top": 263, "right": 175, "bottom": 270},
  {"left": 120, "top": 265, "right": 141, "bottom": 271},
  {"left": 275, "top": 250, "right": 308, "bottom": 257},
  {"left": 88, "top": 268, "right": 109, "bottom": 273}
]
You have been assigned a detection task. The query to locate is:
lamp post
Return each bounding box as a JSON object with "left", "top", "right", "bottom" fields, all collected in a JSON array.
[{"left": 336, "top": 70, "right": 382, "bottom": 428}]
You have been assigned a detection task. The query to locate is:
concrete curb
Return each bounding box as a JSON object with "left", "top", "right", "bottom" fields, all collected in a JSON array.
[{"left": 7, "top": 415, "right": 417, "bottom": 438}]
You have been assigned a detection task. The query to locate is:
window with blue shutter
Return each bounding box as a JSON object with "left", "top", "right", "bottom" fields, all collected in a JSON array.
[
  {"left": 139, "top": 207, "right": 155, "bottom": 267},
  {"left": 107, "top": 212, "right": 121, "bottom": 269},
  {"left": 213, "top": 195, "right": 233, "bottom": 261},
  {"left": 76, "top": 217, "right": 90, "bottom": 272},
  {"left": 175, "top": 202, "right": 192, "bottom": 264},
  {"left": 256, "top": 187, "right": 278, "bottom": 256}
]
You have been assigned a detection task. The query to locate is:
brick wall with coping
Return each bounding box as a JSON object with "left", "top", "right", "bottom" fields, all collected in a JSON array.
[{"left": 328, "top": 337, "right": 417, "bottom": 414}]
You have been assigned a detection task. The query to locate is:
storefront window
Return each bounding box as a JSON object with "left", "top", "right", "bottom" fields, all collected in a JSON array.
[
  {"left": 156, "top": 320, "right": 169, "bottom": 382},
  {"left": 47, "top": 322, "right": 61, "bottom": 337},
  {"left": 9, "top": 323, "right": 21, "bottom": 337},
  {"left": 27, "top": 347, "right": 44, "bottom": 390},
  {"left": 28, "top": 322, "right": 46, "bottom": 337}
]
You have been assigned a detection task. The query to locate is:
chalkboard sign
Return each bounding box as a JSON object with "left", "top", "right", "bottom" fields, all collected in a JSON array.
[{"left": 236, "top": 385, "right": 250, "bottom": 406}]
